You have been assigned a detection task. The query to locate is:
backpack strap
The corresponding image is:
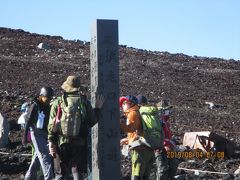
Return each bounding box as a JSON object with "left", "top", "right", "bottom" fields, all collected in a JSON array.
[
  {"left": 61, "top": 92, "right": 87, "bottom": 108},
  {"left": 51, "top": 97, "right": 62, "bottom": 133},
  {"left": 79, "top": 94, "right": 87, "bottom": 119},
  {"left": 61, "top": 93, "right": 68, "bottom": 108}
]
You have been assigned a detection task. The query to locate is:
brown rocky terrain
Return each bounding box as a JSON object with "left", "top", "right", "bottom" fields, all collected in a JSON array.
[{"left": 1, "top": 27, "right": 240, "bottom": 179}]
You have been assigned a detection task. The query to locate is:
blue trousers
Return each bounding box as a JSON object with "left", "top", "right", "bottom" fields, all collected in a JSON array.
[{"left": 25, "top": 128, "right": 54, "bottom": 180}]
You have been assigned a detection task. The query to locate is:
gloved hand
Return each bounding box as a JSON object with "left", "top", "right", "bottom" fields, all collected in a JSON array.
[
  {"left": 120, "top": 138, "right": 128, "bottom": 146},
  {"left": 22, "top": 137, "right": 27, "bottom": 145},
  {"left": 48, "top": 141, "right": 56, "bottom": 158},
  {"left": 21, "top": 132, "right": 27, "bottom": 145}
]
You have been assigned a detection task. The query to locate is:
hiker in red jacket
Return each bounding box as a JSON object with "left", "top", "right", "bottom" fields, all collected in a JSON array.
[
  {"left": 157, "top": 99, "right": 178, "bottom": 180},
  {"left": 160, "top": 103, "right": 175, "bottom": 152}
]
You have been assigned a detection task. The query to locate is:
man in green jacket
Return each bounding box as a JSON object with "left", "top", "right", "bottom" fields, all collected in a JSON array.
[{"left": 48, "top": 75, "right": 104, "bottom": 180}]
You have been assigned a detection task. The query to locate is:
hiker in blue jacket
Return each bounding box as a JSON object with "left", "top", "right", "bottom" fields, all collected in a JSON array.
[{"left": 23, "top": 86, "right": 54, "bottom": 180}]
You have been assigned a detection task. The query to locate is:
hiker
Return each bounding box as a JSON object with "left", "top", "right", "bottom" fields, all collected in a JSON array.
[
  {"left": 48, "top": 75, "right": 104, "bottom": 180},
  {"left": 23, "top": 86, "right": 54, "bottom": 180},
  {"left": 156, "top": 99, "right": 177, "bottom": 180},
  {"left": 19, "top": 101, "right": 43, "bottom": 179},
  {"left": 136, "top": 95, "right": 169, "bottom": 180},
  {"left": 18, "top": 102, "right": 29, "bottom": 130},
  {"left": 119, "top": 95, "right": 155, "bottom": 180},
  {"left": 19, "top": 102, "right": 36, "bottom": 148}
]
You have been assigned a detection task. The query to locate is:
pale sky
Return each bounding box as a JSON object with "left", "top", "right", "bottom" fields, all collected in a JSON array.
[{"left": 1, "top": 0, "right": 240, "bottom": 60}]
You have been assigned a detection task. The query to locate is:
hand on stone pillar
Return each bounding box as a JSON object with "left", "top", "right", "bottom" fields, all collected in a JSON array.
[
  {"left": 95, "top": 94, "right": 105, "bottom": 109},
  {"left": 48, "top": 141, "right": 56, "bottom": 158}
]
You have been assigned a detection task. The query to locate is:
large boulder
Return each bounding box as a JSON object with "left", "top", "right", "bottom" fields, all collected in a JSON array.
[
  {"left": 0, "top": 112, "right": 9, "bottom": 148},
  {"left": 37, "top": 42, "right": 51, "bottom": 50},
  {"left": 183, "top": 131, "right": 236, "bottom": 158}
]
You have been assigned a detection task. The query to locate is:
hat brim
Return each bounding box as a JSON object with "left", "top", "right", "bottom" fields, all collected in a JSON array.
[
  {"left": 61, "top": 82, "right": 79, "bottom": 93},
  {"left": 158, "top": 105, "right": 173, "bottom": 110}
]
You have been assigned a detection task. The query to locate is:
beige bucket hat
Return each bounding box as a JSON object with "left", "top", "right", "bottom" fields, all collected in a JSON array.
[{"left": 61, "top": 75, "right": 81, "bottom": 92}]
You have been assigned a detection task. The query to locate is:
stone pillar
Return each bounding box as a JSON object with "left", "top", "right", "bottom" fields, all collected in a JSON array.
[{"left": 90, "top": 19, "right": 120, "bottom": 180}]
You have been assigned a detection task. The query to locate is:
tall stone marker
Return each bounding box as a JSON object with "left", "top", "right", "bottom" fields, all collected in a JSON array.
[{"left": 90, "top": 19, "right": 120, "bottom": 180}]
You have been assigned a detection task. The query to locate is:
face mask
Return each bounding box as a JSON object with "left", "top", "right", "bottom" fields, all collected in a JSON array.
[{"left": 122, "top": 101, "right": 130, "bottom": 112}]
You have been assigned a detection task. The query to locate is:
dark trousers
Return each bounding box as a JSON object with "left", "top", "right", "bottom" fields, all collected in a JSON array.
[
  {"left": 155, "top": 149, "right": 178, "bottom": 180},
  {"left": 54, "top": 140, "right": 87, "bottom": 180}
]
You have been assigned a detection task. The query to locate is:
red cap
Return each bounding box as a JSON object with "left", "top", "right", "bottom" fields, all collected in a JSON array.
[{"left": 119, "top": 96, "right": 129, "bottom": 107}]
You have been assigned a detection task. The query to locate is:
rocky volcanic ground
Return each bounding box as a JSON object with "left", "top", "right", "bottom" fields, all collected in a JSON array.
[{"left": 1, "top": 27, "right": 240, "bottom": 179}]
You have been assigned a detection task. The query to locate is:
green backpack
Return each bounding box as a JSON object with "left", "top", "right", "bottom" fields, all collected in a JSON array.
[
  {"left": 58, "top": 94, "right": 86, "bottom": 137},
  {"left": 139, "top": 106, "right": 164, "bottom": 150}
]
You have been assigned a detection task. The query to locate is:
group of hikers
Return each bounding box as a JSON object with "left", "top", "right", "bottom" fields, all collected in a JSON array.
[
  {"left": 119, "top": 95, "right": 178, "bottom": 180},
  {"left": 18, "top": 75, "right": 178, "bottom": 180}
]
